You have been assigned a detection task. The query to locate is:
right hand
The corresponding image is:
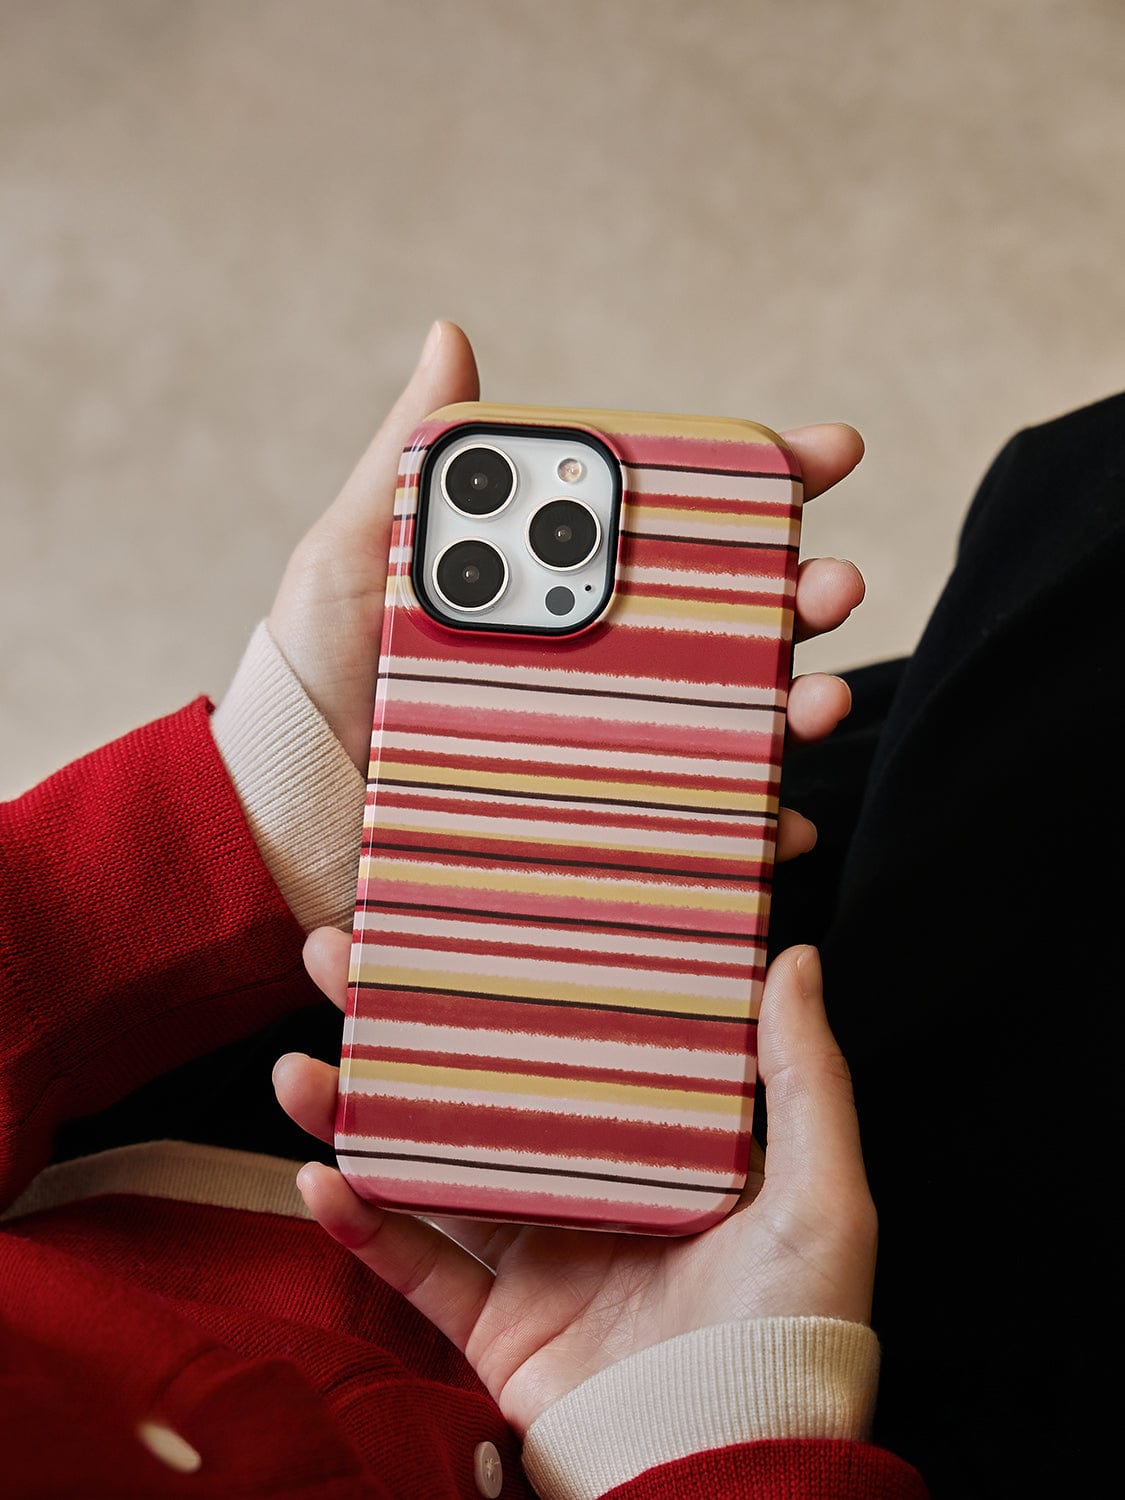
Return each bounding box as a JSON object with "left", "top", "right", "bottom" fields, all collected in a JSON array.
[{"left": 274, "top": 940, "right": 878, "bottom": 1439}]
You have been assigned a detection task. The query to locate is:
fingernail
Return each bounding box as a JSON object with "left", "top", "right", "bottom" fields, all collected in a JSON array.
[
  {"left": 295, "top": 1162, "right": 318, "bottom": 1196},
  {"left": 417, "top": 319, "right": 443, "bottom": 370}
]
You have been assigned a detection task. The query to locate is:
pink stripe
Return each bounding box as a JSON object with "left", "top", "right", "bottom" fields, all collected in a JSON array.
[{"left": 355, "top": 875, "right": 769, "bottom": 939}]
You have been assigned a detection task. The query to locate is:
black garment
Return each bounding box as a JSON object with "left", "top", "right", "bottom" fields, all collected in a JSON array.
[
  {"left": 774, "top": 389, "right": 1124, "bottom": 1497},
  {"left": 54, "top": 390, "right": 1125, "bottom": 1496}
]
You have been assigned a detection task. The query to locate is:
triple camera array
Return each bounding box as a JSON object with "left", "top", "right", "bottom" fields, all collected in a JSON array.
[{"left": 431, "top": 445, "right": 601, "bottom": 613}]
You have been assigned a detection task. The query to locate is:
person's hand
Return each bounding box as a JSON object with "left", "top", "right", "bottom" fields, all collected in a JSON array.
[
  {"left": 267, "top": 319, "right": 866, "bottom": 859},
  {"left": 274, "top": 941, "right": 876, "bottom": 1438}
]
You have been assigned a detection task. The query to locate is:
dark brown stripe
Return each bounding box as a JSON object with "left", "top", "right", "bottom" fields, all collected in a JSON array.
[
  {"left": 371, "top": 778, "right": 778, "bottom": 818},
  {"left": 362, "top": 839, "right": 772, "bottom": 885},
  {"left": 338, "top": 1147, "right": 733, "bottom": 1195},
  {"left": 377, "top": 671, "right": 782, "bottom": 713},
  {"left": 352, "top": 979, "right": 760, "bottom": 1023}
]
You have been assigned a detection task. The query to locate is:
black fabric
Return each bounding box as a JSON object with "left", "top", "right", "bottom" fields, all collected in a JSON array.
[
  {"left": 52, "top": 389, "right": 1125, "bottom": 1496},
  {"left": 776, "top": 390, "right": 1125, "bottom": 1496}
]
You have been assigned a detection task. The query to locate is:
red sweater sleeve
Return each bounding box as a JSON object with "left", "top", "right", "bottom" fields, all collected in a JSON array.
[{"left": 0, "top": 697, "right": 316, "bottom": 1207}]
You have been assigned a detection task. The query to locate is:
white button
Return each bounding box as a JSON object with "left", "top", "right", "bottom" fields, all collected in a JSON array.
[
  {"left": 473, "top": 1439, "right": 503, "bottom": 1497},
  {"left": 136, "top": 1421, "right": 203, "bottom": 1474}
]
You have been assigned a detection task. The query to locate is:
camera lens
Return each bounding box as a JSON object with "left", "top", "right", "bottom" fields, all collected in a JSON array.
[
  {"left": 433, "top": 539, "right": 508, "bottom": 612},
  {"left": 441, "top": 446, "right": 516, "bottom": 516},
  {"left": 526, "top": 499, "right": 600, "bottom": 571}
]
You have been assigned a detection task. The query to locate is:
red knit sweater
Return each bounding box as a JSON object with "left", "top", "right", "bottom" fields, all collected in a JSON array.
[{"left": 0, "top": 699, "right": 929, "bottom": 1498}]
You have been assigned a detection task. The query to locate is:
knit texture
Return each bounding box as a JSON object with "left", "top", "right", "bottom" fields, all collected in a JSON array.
[{"left": 210, "top": 619, "right": 367, "bottom": 933}]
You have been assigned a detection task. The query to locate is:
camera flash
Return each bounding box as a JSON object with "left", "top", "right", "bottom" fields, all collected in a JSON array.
[{"left": 557, "top": 457, "right": 585, "bottom": 484}]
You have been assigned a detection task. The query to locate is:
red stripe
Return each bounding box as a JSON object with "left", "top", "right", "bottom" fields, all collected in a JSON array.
[
  {"left": 627, "top": 491, "right": 795, "bottom": 515},
  {"left": 379, "top": 701, "right": 779, "bottom": 760},
  {"left": 385, "top": 606, "right": 795, "bottom": 689},
  {"left": 345, "top": 986, "right": 759, "bottom": 1048},
  {"left": 337, "top": 1091, "right": 753, "bottom": 1172},
  {"left": 617, "top": 432, "right": 798, "bottom": 476},
  {"left": 342, "top": 1044, "right": 751, "bottom": 1098},
  {"left": 622, "top": 534, "right": 796, "bottom": 575},
  {"left": 336, "top": 1167, "right": 739, "bottom": 1234}
]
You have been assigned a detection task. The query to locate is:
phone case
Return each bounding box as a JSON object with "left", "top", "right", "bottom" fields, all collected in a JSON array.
[{"left": 336, "top": 402, "right": 803, "bottom": 1236}]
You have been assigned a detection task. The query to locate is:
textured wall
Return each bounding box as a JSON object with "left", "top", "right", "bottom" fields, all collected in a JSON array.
[{"left": 2, "top": 0, "right": 1123, "bottom": 796}]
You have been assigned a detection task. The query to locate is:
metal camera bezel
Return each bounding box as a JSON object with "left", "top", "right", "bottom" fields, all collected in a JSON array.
[
  {"left": 439, "top": 443, "right": 518, "bottom": 519},
  {"left": 524, "top": 497, "right": 603, "bottom": 573},
  {"left": 430, "top": 537, "right": 511, "bottom": 614}
]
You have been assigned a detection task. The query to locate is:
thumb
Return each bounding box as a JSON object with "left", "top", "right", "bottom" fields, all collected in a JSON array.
[
  {"left": 756, "top": 945, "right": 870, "bottom": 1205},
  {"left": 326, "top": 318, "right": 481, "bottom": 537}
]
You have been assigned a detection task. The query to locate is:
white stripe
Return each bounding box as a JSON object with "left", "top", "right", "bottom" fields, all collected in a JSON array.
[
  {"left": 625, "top": 466, "right": 798, "bottom": 503},
  {"left": 622, "top": 566, "right": 792, "bottom": 592},
  {"left": 337, "top": 1078, "right": 741, "bottom": 1130},
  {"left": 337, "top": 1139, "right": 739, "bottom": 1192},
  {"left": 337, "top": 1152, "right": 739, "bottom": 1208},
  {"left": 626, "top": 515, "right": 796, "bottom": 547},
  {"left": 358, "top": 856, "right": 769, "bottom": 901},
  {"left": 597, "top": 611, "right": 787, "bottom": 639},
  {"left": 352, "top": 945, "right": 747, "bottom": 1002},
  {"left": 352, "top": 910, "right": 761, "bottom": 965},
  {"left": 378, "top": 731, "right": 768, "bottom": 782},
  {"left": 346, "top": 1015, "right": 750, "bottom": 1079}
]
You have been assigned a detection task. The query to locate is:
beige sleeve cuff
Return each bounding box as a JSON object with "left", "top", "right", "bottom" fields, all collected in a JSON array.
[
  {"left": 210, "top": 619, "right": 366, "bottom": 933},
  {"left": 520, "top": 1316, "right": 881, "bottom": 1500}
]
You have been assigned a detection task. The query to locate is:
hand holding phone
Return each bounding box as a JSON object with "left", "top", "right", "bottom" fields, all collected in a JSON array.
[{"left": 266, "top": 328, "right": 865, "bottom": 1223}]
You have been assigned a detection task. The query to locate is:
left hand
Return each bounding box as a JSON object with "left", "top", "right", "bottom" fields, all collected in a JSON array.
[
  {"left": 267, "top": 319, "right": 866, "bottom": 860},
  {"left": 274, "top": 940, "right": 876, "bottom": 1439}
]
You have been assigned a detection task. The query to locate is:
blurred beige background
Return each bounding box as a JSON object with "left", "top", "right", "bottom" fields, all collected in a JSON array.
[{"left": 2, "top": 0, "right": 1122, "bottom": 798}]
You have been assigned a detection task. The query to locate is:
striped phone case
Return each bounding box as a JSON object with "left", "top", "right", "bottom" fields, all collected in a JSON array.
[{"left": 336, "top": 402, "right": 803, "bottom": 1236}]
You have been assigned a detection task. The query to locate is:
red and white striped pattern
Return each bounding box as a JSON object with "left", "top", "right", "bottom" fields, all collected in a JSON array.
[{"left": 338, "top": 407, "right": 802, "bottom": 1235}]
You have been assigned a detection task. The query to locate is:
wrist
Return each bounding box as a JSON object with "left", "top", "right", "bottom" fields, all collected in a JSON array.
[
  {"left": 521, "top": 1316, "right": 880, "bottom": 1500},
  {"left": 210, "top": 620, "right": 366, "bottom": 932}
]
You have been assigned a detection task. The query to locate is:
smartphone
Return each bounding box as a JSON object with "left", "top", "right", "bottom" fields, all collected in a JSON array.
[{"left": 335, "top": 401, "right": 802, "bottom": 1237}]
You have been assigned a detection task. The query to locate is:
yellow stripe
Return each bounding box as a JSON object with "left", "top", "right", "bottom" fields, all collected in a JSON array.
[
  {"left": 373, "top": 762, "right": 771, "bottom": 812},
  {"left": 350, "top": 962, "right": 751, "bottom": 1017},
  {"left": 342, "top": 1056, "right": 745, "bottom": 1114},
  {"left": 358, "top": 856, "right": 771, "bottom": 916},
  {"left": 630, "top": 504, "right": 793, "bottom": 532},
  {"left": 614, "top": 595, "right": 790, "bottom": 628},
  {"left": 427, "top": 401, "right": 797, "bottom": 458}
]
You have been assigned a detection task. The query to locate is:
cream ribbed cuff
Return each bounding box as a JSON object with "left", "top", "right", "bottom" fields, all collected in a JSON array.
[
  {"left": 521, "top": 1317, "right": 881, "bottom": 1500},
  {"left": 210, "top": 619, "right": 366, "bottom": 932}
]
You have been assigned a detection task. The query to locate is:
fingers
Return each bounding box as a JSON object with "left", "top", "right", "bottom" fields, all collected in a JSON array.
[
  {"left": 325, "top": 320, "right": 480, "bottom": 539},
  {"left": 780, "top": 423, "right": 864, "bottom": 502},
  {"left": 776, "top": 807, "right": 817, "bottom": 861},
  {"left": 756, "top": 947, "right": 875, "bottom": 1230},
  {"left": 273, "top": 1051, "right": 339, "bottom": 1145},
  {"left": 785, "top": 671, "right": 851, "bottom": 749},
  {"left": 295, "top": 1161, "right": 495, "bottom": 1357},
  {"left": 794, "top": 556, "right": 865, "bottom": 644},
  {"left": 303, "top": 926, "right": 352, "bottom": 1012}
]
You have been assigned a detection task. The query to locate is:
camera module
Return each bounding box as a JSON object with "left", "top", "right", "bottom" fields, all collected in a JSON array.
[
  {"left": 526, "top": 499, "right": 601, "bottom": 571},
  {"left": 432, "top": 538, "right": 509, "bottom": 612},
  {"left": 441, "top": 445, "right": 516, "bottom": 516}
]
